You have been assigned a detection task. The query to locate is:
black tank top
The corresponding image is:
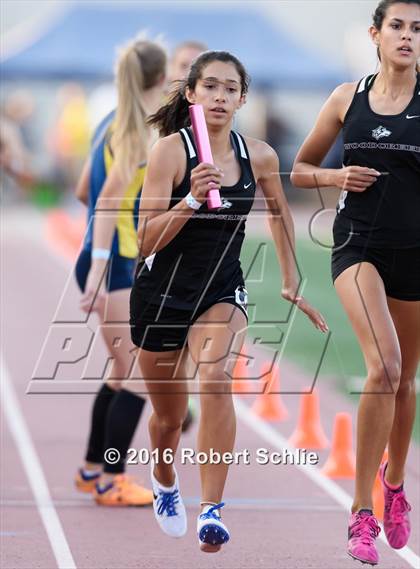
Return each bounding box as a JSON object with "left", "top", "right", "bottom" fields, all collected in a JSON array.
[
  {"left": 134, "top": 128, "right": 257, "bottom": 311},
  {"left": 334, "top": 73, "right": 420, "bottom": 248}
]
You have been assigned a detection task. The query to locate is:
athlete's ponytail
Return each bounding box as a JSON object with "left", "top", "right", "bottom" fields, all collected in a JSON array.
[
  {"left": 113, "top": 39, "right": 166, "bottom": 181},
  {"left": 149, "top": 51, "right": 250, "bottom": 137},
  {"left": 372, "top": 0, "right": 420, "bottom": 73},
  {"left": 147, "top": 81, "right": 190, "bottom": 137}
]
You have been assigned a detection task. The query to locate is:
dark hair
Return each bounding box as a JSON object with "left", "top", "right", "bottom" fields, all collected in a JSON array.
[
  {"left": 149, "top": 50, "right": 250, "bottom": 137},
  {"left": 373, "top": 0, "right": 420, "bottom": 29},
  {"left": 373, "top": 0, "right": 420, "bottom": 69}
]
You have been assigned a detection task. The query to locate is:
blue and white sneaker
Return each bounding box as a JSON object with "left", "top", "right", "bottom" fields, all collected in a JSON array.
[
  {"left": 197, "top": 502, "right": 230, "bottom": 552},
  {"left": 151, "top": 461, "right": 187, "bottom": 538}
]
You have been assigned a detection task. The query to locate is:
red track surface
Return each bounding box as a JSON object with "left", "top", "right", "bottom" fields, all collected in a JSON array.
[{"left": 2, "top": 208, "right": 419, "bottom": 569}]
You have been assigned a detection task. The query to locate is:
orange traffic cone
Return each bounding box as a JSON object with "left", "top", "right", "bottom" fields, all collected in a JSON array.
[
  {"left": 231, "top": 352, "right": 252, "bottom": 395},
  {"left": 288, "top": 388, "right": 329, "bottom": 449},
  {"left": 251, "top": 362, "right": 288, "bottom": 421},
  {"left": 321, "top": 413, "right": 356, "bottom": 479},
  {"left": 372, "top": 448, "right": 389, "bottom": 521},
  {"left": 45, "top": 210, "right": 85, "bottom": 262},
  {"left": 372, "top": 474, "right": 384, "bottom": 521},
  {"left": 68, "top": 213, "right": 85, "bottom": 251}
]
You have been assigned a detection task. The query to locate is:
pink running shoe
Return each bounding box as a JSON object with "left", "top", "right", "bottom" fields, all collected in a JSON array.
[
  {"left": 379, "top": 462, "right": 412, "bottom": 549},
  {"left": 348, "top": 509, "right": 381, "bottom": 566}
]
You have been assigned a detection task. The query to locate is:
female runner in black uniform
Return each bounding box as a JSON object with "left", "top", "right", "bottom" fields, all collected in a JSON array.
[
  {"left": 292, "top": 1, "right": 419, "bottom": 565},
  {"left": 130, "top": 50, "right": 327, "bottom": 552},
  {"left": 73, "top": 40, "right": 207, "bottom": 504}
]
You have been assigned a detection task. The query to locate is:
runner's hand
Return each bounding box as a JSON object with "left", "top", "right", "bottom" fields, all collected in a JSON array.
[
  {"left": 190, "top": 163, "right": 223, "bottom": 203},
  {"left": 281, "top": 286, "right": 329, "bottom": 333},
  {"left": 332, "top": 166, "right": 380, "bottom": 193},
  {"left": 80, "top": 263, "right": 107, "bottom": 315}
]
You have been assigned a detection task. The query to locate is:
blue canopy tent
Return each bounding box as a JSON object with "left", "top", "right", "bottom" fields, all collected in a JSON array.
[{"left": 1, "top": 4, "right": 345, "bottom": 89}]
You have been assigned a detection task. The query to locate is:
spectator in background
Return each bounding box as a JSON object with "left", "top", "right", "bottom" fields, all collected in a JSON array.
[
  {"left": 168, "top": 40, "right": 208, "bottom": 84},
  {"left": 48, "top": 83, "right": 91, "bottom": 189},
  {"left": 0, "top": 113, "right": 34, "bottom": 189},
  {"left": 3, "top": 89, "right": 36, "bottom": 151}
]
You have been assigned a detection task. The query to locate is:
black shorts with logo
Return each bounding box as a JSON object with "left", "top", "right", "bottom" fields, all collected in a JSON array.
[{"left": 129, "top": 285, "right": 248, "bottom": 352}]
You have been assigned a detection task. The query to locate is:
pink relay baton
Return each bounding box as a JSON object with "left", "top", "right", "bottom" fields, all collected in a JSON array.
[{"left": 189, "top": 104, "right": 222, "bottom": 209}]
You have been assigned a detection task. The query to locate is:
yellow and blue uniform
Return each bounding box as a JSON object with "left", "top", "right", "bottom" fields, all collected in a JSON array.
[{"left": 75, "top": 111, "right": 146, "bottom": 292}]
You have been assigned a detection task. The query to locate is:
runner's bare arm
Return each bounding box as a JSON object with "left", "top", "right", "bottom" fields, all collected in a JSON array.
[
  {"left": 251, "top": 140, "right": 298, "bottom": 288},
  {"left": 291, "top": 83, "right": 357, "bottom": 189},
  {"left": 251, "top": 139, "right": 328, "bottom": 332}
]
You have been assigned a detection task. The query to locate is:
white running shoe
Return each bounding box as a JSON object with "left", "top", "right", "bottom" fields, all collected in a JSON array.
[
  {"left": 150, "top": 460, "right": 187, "bottom": 538},
  {"left": 197, "top": 502, "right": 230, "bottom": 552}
]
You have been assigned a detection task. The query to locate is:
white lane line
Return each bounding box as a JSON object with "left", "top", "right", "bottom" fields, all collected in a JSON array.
[
  {"left": 235, "top": 398, "right": 420, "bottom": 569},
  {"left": 1, "top": 356, "right": 77, "bottom": 569}
]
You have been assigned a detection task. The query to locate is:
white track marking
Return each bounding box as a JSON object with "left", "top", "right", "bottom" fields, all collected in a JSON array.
[
  {"left": 1, "top": 356, "right": 77, "bottom": 569},
  {"left": 235, "top": 398, "right": 420, "bottom": 569}
]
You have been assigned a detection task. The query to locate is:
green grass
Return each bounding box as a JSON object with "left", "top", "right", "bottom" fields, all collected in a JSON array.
[{"left": 241, "top": 235, "right": 420, "bottom": 442}]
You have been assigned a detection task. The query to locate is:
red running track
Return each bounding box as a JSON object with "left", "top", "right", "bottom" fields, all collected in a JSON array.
[{"left": 1, "top": 207, "right": 419, "bottom": 569}]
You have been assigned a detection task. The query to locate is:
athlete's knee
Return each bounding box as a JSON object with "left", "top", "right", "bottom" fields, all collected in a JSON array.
[
  {"left": 367, "top": 357, "right": 401, "bottom": 393},
  {"left": 396, "top": 373, "right": 416, "bottom": 397},
  {"left": 199, "top": 364, "right": 231, "bottom": 395},
  {"left": 150, "top": 411, "right": 183, "bottom": 434}
]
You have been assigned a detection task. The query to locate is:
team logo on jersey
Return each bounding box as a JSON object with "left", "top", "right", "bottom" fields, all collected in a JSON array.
[
  {"left": 372, "top": 125, "right": 392, "bottom": 141},
  {"left": 217, "top": 198, "right": 233, "bottom": 210}
]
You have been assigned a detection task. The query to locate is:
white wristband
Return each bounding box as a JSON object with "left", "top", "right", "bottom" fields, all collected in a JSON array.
[
  {"left": 185, "top": 192, "right": 202, "bottom": 210},
  {"left": 91, "top": 248, "right": 111, "bottom": 260}
]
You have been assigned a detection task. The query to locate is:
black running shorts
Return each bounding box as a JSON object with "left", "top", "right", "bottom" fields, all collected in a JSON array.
[
  {"left": 331, "top": 245, "right": 420, "bottom": 301},
  {"left": 129, "top": 286, "right": 248, "bottom": 352}
]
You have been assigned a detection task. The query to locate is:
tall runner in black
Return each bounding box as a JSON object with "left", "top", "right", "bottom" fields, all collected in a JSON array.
[
  {"left": 130, "top": 51, "right": 327, "bottom": 552},
  {"left": 292, "top": 1, "right": 420, "bottom": 565}
]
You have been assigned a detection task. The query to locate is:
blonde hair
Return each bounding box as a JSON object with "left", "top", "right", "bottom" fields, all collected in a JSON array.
[{"left": 112, "top": 39, "right": 166, "bottom": 181}]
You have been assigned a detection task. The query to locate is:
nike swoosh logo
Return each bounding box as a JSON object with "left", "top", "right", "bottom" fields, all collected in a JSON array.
[
  {"left": 406, "top": 115, "right": 420, "bottom": 119},
  {"left": 244, "top": 182, "right": 252, "bottom": 189}
]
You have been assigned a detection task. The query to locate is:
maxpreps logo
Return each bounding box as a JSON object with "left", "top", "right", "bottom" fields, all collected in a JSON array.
[{"left": 372, "top": 125, "right": 392, "bottom": 141}]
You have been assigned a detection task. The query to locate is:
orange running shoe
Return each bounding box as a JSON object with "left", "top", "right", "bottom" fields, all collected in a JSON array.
[
  {"left": 75, "top": 468, "right": 101, "bottom": 493},
  {"left": 94, "top": 474, "right": 153, "bottom": 507}
]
